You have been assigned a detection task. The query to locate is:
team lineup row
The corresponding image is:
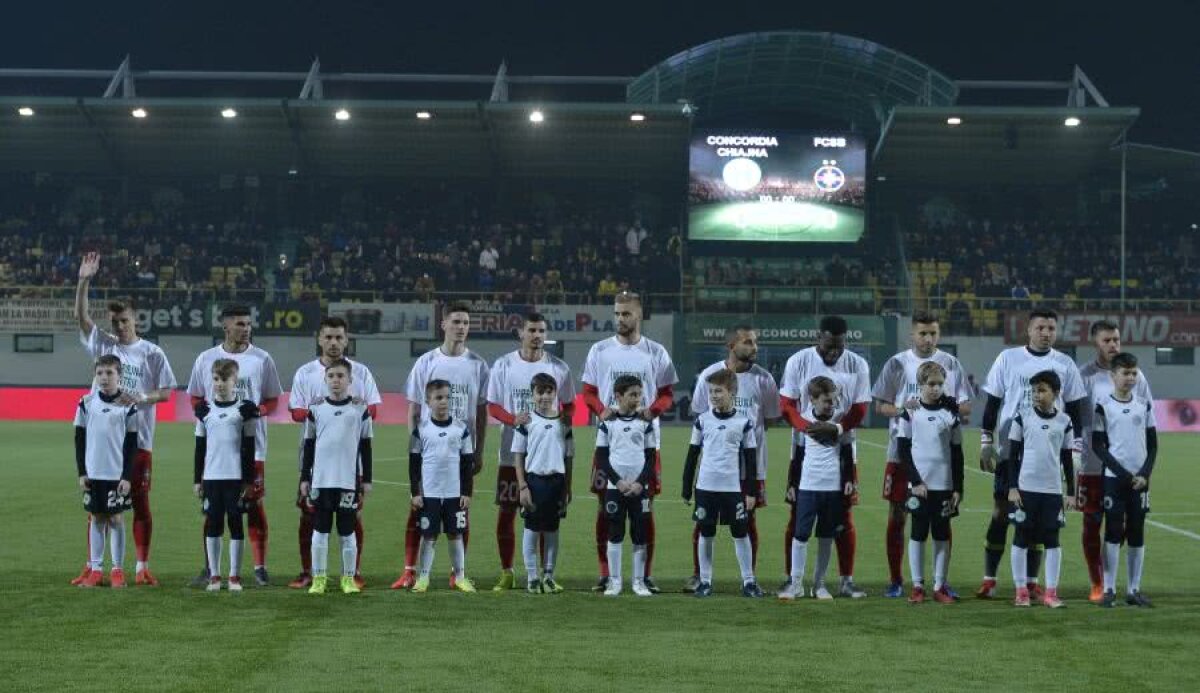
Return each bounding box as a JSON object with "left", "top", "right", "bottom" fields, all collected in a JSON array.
[{"left": 69, "top": 252, "right": 1158, "bottom": 606}]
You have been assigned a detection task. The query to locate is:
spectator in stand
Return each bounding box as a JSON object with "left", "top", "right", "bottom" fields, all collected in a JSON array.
[
  {"left": 1011, "top": 279, "right": 1030, "bottom": 300},
  {"left": 415, "top": 273, "right": 436, "bottom": 303},
  {"left": 597, "top": 273, "right": 618, "bottom": 300},
  {"left": 480, "top": 241, "right": 499, "bottom": 273},
  {"left": 626, "top": 222, "right": 648, "bottom": 257}
]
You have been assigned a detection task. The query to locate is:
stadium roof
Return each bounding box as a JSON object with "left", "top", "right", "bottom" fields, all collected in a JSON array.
[
  {"left": 627, "top": 32, "right": 959, "bottom": 131},
  {"left": 0, "top": 97, "right": 690, "bottom": 180},
  {"left": 871, "top": 106, "right": 1142, "bottom": 186}
]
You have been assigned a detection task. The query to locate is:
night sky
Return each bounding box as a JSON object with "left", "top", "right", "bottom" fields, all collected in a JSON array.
[{"left": 2, "top": 1, "right": 1198, "bottom": 150}]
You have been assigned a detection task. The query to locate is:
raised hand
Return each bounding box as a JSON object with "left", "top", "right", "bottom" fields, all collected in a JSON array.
[{"left": 79, "top": 252, "right": 101, "bottom": 281}]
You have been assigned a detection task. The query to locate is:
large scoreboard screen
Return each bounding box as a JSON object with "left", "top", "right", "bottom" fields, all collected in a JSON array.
[{"left": 688, "top": 130, "right": 867, "bottom": 243}]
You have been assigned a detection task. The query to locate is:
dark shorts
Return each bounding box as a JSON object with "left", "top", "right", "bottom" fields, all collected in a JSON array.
[
  {"left": 203, "top": 479, "right": 246, "bottom": 519},
  {"left": 1103, "top": 477, "right": 1150, "bottom": 519},
  {"left": 523, "top": 473, "right": 566, "bottom": 532},
  {"left": 420, "top": 497, "right": 469, "bottom": 537},
  {"left": 298, "top": 476, "right": 365, "bottom": 514},
  {"left": 310, "top": 487, "right": 360, "bottom": 515},
  {"left": 83, "top": 479, "right": 131, "bottom": 515},
  {"left": 905, "top": 489, "right": 959, "bottom": 520},
  {"left": 604, "top": 487, "right": 650, "bottom": 541},
  {"left": 793, "top": 489, "right": 846, "bottom": 541},
  {"left": 496, "top": 466, "right": 521, "bottom": 509},
  {"left": 1009, "top": 490, "right": 1065, "bottom": 533},
  {"left": 592, "top": 448, "right": 661, "bottom": 497},
  {"left": 693, "top": 489, "right": 748, "bottom": 532}
]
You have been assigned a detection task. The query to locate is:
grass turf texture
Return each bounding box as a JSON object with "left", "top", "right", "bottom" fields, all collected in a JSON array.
[
  {"left": 689, "top": 201, "right": 865, "bottom": 242},
  {"left": 1, "top": 421, "right": 1196, "bottom": 692}
]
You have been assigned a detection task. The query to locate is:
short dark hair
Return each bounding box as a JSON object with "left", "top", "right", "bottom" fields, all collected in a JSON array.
[
  {"left": 95, "top": 354, "right": 122, "bottom": 371},
  {"left": 107, "top": 298, "right": 134, "bottom": 314},
  {"left": 319, "top": 316, "right": 348, "bottom": 333},
  {"left": 212, "top": 358, "right": 239, "bottom": 379},
  {"left": 1028, "top": 308, "right": 1058, "bottom": 323},
  {"left": 1111, "top": 352, "right": 1139, "bottom": 371},
  {"left": 444, "top": 302, "right": 471, "bottom": 318},
  {"left": 425, "top": 378, "right": 451, "bottom": 395},
  {"left": 807, "top": 375, "right": 838, "bottom": 400},
  {"left": 613, "top": 374, "right": 643, "bottom": 397},
  {"left": 1029, "top": 369, "right": 1062, "bottom": 393},
  {"left": 819, "top": 315, "right": 848, "bottom": 336},
  {"left": 531, "top": 373, "right": 557, "bottom": 394},
  {"left": 705, "top": 368, "right": 738, "bottom": 393},
  {"left": 524, "top": 312, "right": 547, "bottom": 325},
  {"left": 324, "top": 357, "right": 352, "bottom": 374},
  {"left": 724, "top": 324, "right": 755, "bottom": 346},
  {"left": 1090, "top": 319, "right": 1119, "bottom": 338},
  {"left": 614, "top": 290, "right": 641, "bottom": 307},
  {"left": 912, "top": 311, "right": 939, "bottom": 326},
  {"left": 220, "top": 304, "right": 252, "bottom": 319}
]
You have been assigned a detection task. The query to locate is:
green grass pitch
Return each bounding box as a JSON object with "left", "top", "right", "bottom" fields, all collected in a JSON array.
[
  {"left": 1, "top": 421, "right": 1197, "bottom": 692},
  {"left": 689, "top": 201, "right": 865, "bottom": 242}
]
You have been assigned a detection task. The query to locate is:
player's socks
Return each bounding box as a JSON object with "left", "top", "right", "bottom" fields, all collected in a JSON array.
[
  {"left": 734, "top": 535, "right": 755, "bottom": 585},
  {"left": 449, "top": 537, "right": 466, "bottom": 580},
  {"left": 594, "top": 508, "right": 609, "bottom": 578},
  {"left": 1082, "top": 513, "right": 1103, "bottom": 588},
  {"left": 984, "top": 516, "right": 1008, "bottom": 578},
  {"left": 522, "top": 529, "right": 540, "bottom": 582},
  {"left": 89, "top": 518, "right": 106, "bottom": 571},
  {"left": 354, "top": 517, "right": 364, "bottom": 575},
  {"left": 298, "top": 513, "right": 314, "bottom": 574},
  {"left": 813, "top": 537, "right": 833, "bottom": 590},
  {"left": 643, "top": 512, "right": 657, "bottom": 577},
  {"left": 230, "top": 539, "right": 244, "bottom": 578},
  {"left": 835, "top": 517, "right": 856, "bottom": 578},
  {"left": 908, "top": 540, "right": 925, "bottom": 587},
  {"left": 691, "top": 524, "right": 701, "bottom": 576},
  {"left": 543, "top": 531, "right": 559, "bottom": 577},
  {"left": 886, "top": 514, "right": 906, "bottom": 585},
  {"left": 632, "top": 544, "right": 647, "bottom": 584},
  {"left": 697, "top": 535, "right": 714, "bottom": 584},
  {"left": 606, "top": 542, "right": 623, "bottom": 585},
  {"left": 1010, "top": 545, "right": 1028, "bottom": 588},
  {"left": 1127, "top": 546, "right": 1145, "bottom": 594},
  {"left": 497, "top": 508, "right": 516, "bottom": 571},
  {"left": 1102, "top": 541, "right": 1120, "bottom": 593},
  {"left": 933, "top": 540, "right": 950, "bottom": 591},
  {"left": 790, "top": 539, "right": 807, "bottom": 586},
  {"left": 133, "top": 494, "right": 152, "bottom": 564},
  {"left": 311, "top": 531, "right": 329, "bottom": 577},
  {"left": 1045, "top": 547, "right": 1062, "bottom": 589},
  {"left": 748, "top": 513, "right": 759, "bottom": 571},
  {"left": 404, "top": 510, "right": 421, "bottom": 572},
  {"left": 109, "top": 521, "right": 126, "bottom": 570},
  {"left": 340, "top": 533, "right": 358, "bottom": 578},
  {"left": 206, "top": 537, "right": 223, "bottom": 580},
  {"left": 418, "top": 538, "right": 436, "bottom": 579},
  {"left": 248, "top": 504, "right": 268, "bottom": 570},
  {"left": 1026, "top": 545, "right": 1043, "bottom": 583}
]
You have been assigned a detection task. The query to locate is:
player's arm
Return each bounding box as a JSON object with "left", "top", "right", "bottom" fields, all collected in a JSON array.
[
  {"left": 473, "top": 402, "right": 488, "bottom": 474},
  {"left": 740, "top": 445, "right": 757, "bottom": 498},
  {"left": 259, "top": 357, "right": 284, "bottom": 416},
  {"left": 979, "top": 393, "right": 1003, "bottom": 471},
  {"left": 951, "top": 441, "right": 965, "bottom": 497},
  {"left": 459, "top": 452, "right": 475, "bottom": 497},
  {"left": 1007, "top": 439, "right": 1024, "bottom": 490},
  {"left": 839, "top": 401, "right": 868, "bottom": 433},
  {"left": 238, "top": 402, "right": 259, "bottom": 482},
  {"left": 487, "top": 402, "right": 518, "bottom": 426},
  {"left": 193, "top": 431, "right": 206, "bottom": 485},
  {"left": 300, "top": 436, "right": 316, "bottom": 485},
  {"left": 787, "top": 442, "right": 804, "bottom": 489},
  {"left": 359, "top": 437, "right": 373, "bottom": 486},
  {"left": 75, "top": 425, "right": 88, "bottom": 480},
  {"left": 563, "top": 429, "right": 575, "bottom": 500},
  {"left": 647, "top": 384, "right": 674, "bottom": 420},
  {"left": 1064, "top": 398, "right": 1085, "bottom": 450},
  {"left": 581, "top": 383, "right": 607, "bottom": 418},
  {"left": 681, "top": 444, "right": 700, "bottom": 503},
  {"left": 635, "top": 446, "right": 655, "bottom": 489},
  {"left": 1138, "top": 426, "right": 1158, "bottom": 481},
  {"left": 897, "top": 436, "right": 922, "bottom": 488},
  {"left": 121, "top": 428, "right": 137, "bottom": 484},
  {"left": 779, "top": 395, "right": 812, "bottom": 432},
  {"left": 408, "top": 443, "right": 423, "bottom": 498},
  {"left": 74, "top": 252, "right": 98, "bottom": 337},
  {"left": 876, "top": 399, "right": 902, "bottom": 418},
  {"left": 1059, "top": 446, "right": 1076, "bottom": 497}
]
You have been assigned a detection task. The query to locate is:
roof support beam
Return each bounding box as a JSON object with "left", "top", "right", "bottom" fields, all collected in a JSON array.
[
  {"left": 102, "top": 55, "right": 134, "bottom": 98},
  {"left": 490, "top": 61, "right": 509, "bottom": 102},
  {"left": 299, "top": 57, "right": 322, "bottom": 100}
]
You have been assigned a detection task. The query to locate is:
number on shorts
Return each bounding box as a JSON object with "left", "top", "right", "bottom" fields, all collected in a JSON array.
[
  {"left": 339, "top": 492, "right": 357, "bottom": 510},
  {"left": 641, "top": 498, "right": 651, "bottom": 513},
  {"left": 735, "top": 502, "right": 747, "bottom": 521},
  {"left": 455, "top": 511, "right": 468, "bottom": 529},
  {"left": 883, "top": 474, "right": 893, "bottom": 497},
  {"left": 591, "top": 467, "right": 606, "bottom": 492},
  {"left": 1139, "top": 491, "right": 1150, "bottom": 511},
  {"left": 940, "top": 500, "right": 953, "bottom": 518}
]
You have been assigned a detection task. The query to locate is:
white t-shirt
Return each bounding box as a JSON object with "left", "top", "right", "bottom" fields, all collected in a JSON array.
[
  {"left": 983, "top": 346, "right": 1085, "bottom": 458},
  {"left": 691, "top": 361, "right": 780, "bottom": 480},
  {"left": 411, "top": 418, "right": 475, "bottom": 498},
  {"left": 596, "top": 415, "right": 657, "bottom": 489},
  {"left": 81, "top": 326, "right": 177, "bottom": 451},
  {"left": 74, "top": 393, "right": 138, "bottom": 480},
  {"left": 479, "top": 247, "right": 499, "bottom": 270},
  {"left": 187, "top": 344, "right": 283, "bottom": 461},
  {"left": 796, "top": 412, "right": 850, "bottom": 492},
  {"left": 196, "top": 400, "right": 258, "bottom": 481},
  {"left": 511, "top": 412, "right": 574, "bottom": 476},
  {"left": 1009, "top": 409, "right": 1074, "bottom": 494},
  {"left": 405, "top": 347, "right": 490, "bottom": 431},
  {"left": 896, "top": 403, "right": 962, "bottom": 492},
  {"left": 872, "top": 348, "right": 971, "bottom": 460},
  {"left": 488, "top": 350, "right": 575, "bottom": 467},
  {"left": 289, "top": 357, "right": 383, "bottom": 463},
  {"left": 582, "top": 335, "right": 678, "bottom": 448},
  {"left": 1093, "top": 395, "right": 1155, "bottom": 478},
  {"left": 1078, "top": 361, "right": 1154, "bottom": 475},
  {"left": 304, "top": 399, "right": 373, "bottom": 490},
  {"left": 779, "top": 346, "right": 871, "bottom": 448},
  {"left": 690, "top": 409, "right": 756, "bottom": 493}
]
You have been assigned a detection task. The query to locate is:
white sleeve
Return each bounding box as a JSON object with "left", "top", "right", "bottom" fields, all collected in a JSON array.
[
  {"left": 655, "top": 346, "right": 680, "bottom": 388},
  {"left": 1008, "top": 415, "right": 1025, "bottom": 443},
  {"left": 476, "top": 359, "right": 491, "bottom": 405},
  {"left": 79, "top": 325, "right": 114, "bottom": 357},
  {"left": 896, "top": 412, "right": 912, "bottom": 439},
  {"left": 361, "top": 367, "right": 383, "bottom": 406},
  {"left": 460, "top": 427, "right": 475, "bottom": 456},
  {"left": 982, "top": 352, "right": 1006, "bottom": 399},
  {"left": 303, "top": 412, "right": 317, "bottom": 440},
  {"left": 1062, "top": 362, "right": 1086, "bottom": 403},
  {"left": 1145, "top": 401, "right": 1156, "bottom": 430},
  {"left": 556, "top": 362, "right": 577, "bottom": 404},
  {"left": 195, "top": 419, "right": 205, "bottom": 437},
  {"left": 261, "top": 355, "right": 284, "bottom": 400},
  {"left": 690, "top": 375, "right": 709, "bottom": 415},
  {"left": 852, "top": 357, "right": 871, "bottom": 404},
  {"left": 779, "top": 356, "right": 802, "bottom": 400},
  {"left": 361, "top": 416, "right": 374, "bottom": 440},
  {"left": 1093, "top": 404, "right": 1107, "bottom": 433},
  {"left": 511, "top": 426, "right": 528, "bottom": 454},
  {"left": 125, "top": 407, "right": 138, "bottom": 432},
  {"left": 950, "top": 419, "right": 963, "bottom": 445},
  {"left": 409, "top": 430, "right": 422, "bottom": 454},
  {"left": 581, "top": 344, "right": 600, "bottom": 387},
  {"left": 148, "top": 347, "right": 177, "bottom": 391},
  {"left": 871, "top": 356, "right": 902, "bottom": 403},
  {"left": 950, "top": 358, "right": 973, "bottom": 402},
  {"left": 289, "top": 368, "right": 310, "bottom": 411},
  {"left": 564, "top": 427, "right": 575, "bottom": 458},
  {"left": 742, "top": 420, "right": 757, "bottom": 449},
  {"left": 690, "top": 419, "right": 703, "bottom": 446},
  {"left": 1061, "top": 422, "right": 1074, "bottom": 450},
  {"left": 644, "top": 425, "right": 658, "bottom": 450},
  {"left": 186, "top": 355, "right": 207, "bottom": 398},
  {"left": 485, "top": 358, "right": 505, "bottom": 405},
  {"left": 595, "top": 423, "right": 610, "bottom": 447},
  {"left": 73, "top": 399, "right": 87, "bottom": 427},
  {"left": 760, "top": 372, "right": 781, "bottom": 419},
  {"left": 405, "top": 357, "right": 427, "bottom": 403}
]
